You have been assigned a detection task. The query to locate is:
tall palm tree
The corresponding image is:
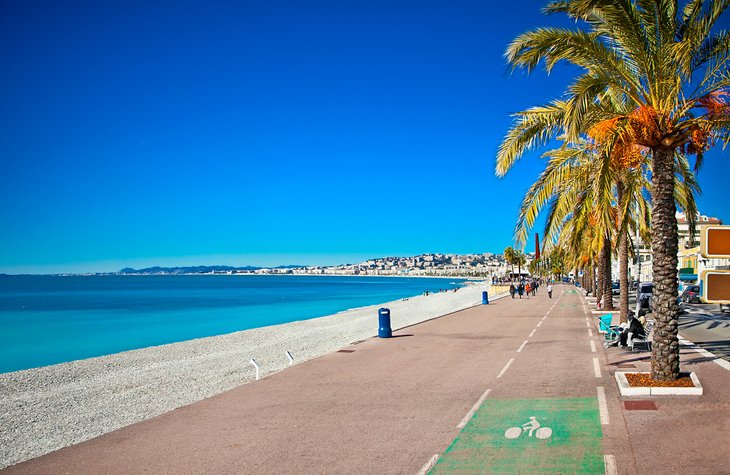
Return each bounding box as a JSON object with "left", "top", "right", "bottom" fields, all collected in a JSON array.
[
  {"left": 511, "top": 139, "right": 620, "bottom": 309},
  {"left": 511, "top": 249, "right": 527, "bottom": 279},
  {"left": 498, "top": 0, "right": 729, "bottom": 381},
  {"left": 504, "top": 246, "right": 516, "bottom": 279}
]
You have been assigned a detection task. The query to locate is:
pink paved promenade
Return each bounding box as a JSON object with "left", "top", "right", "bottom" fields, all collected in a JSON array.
[{"left": 4, "top": 284, "right": 729, "bottom": 474}]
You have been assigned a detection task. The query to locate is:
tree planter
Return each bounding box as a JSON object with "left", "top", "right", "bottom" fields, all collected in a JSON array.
[{"left": 615, "top": 371, "right": 703, "bottom": 396}]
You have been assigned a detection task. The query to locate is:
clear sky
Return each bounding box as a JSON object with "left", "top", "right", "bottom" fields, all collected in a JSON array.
[{"left": 1, "top": 0, "right": 729, "bottom": 274}]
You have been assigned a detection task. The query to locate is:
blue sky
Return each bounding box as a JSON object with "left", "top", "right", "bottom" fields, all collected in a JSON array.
[{"left": 1, "top": 0, "right": 729, "bottom": 274}]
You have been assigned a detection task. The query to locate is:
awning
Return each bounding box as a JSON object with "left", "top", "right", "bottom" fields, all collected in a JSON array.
[{"left": 679, "top": 273, "right": 698, "bottom": 281}]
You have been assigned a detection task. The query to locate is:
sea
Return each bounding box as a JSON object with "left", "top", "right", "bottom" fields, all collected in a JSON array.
[{"left": 0, "top": 274, "right": 465, "bottom": 374}]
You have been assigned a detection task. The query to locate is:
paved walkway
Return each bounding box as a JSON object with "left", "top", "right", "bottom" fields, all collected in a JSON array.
[{"left": 4, "top": 284, "right": 729, "bottom": 474}]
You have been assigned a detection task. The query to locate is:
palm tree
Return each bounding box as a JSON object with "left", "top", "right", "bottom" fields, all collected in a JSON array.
[
  {"left": 504, "top": 246, "right": 516, "bottom": 279},
  {"left": 515, "top": 250, "right": 527, "bottom": 279},
  {"left": 498, "top": 0, "right": 729, "bottom": 381},
  {"left": 510, "top": 139, "right": 617, "bottom": 308}
]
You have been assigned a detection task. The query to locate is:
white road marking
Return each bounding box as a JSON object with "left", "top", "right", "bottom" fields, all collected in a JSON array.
[
  {"left": 457, "top": 388, "right": 492, "bottom": 429},
  {"left": 593, "top": 357, "right": 601, "bottom": 378},
  {"left": 590, "top": 340, "right": 597, "bottom": 352},
  {"left": 497, "top": 358, "right": 514, "bottom": 379},
  {"left": 542, "top": 315, "right": 548, "bottom": 321},
  {"left": 604, "top": 454, "right": 617, "bottom": 475},
  {"left": 529, "top": 329, "right": 536, "bottom": 338},
  {"left": 588, "top": 329, "right": 593, "bottom": 337},
  {"left": 597, "top": 386, "right": 610, "bottom": 425},
  {"left": 517, "top": 340, "right": 528, "bottom": 353},
  {"left": 585, "top": 321, "right": 591, "bottom": 328},
  {"left": 678, "top": 336, "right": 730, "bottom": 372},
  {"left": 417, "top": 454, "right": 440, "bottom": 475}
]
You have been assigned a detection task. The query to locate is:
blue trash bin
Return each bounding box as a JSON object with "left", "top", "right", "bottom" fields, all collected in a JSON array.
[
  {"left": 482, "top": 291, "right": 489, "bottom": 305},
  {"left": 378, "top": 308, "right": 392, "bottom": 338}
]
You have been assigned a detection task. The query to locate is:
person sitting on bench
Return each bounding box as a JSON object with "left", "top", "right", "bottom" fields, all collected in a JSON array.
[{"left": 619, "top": 316, "right": 646, "bottom": 348}]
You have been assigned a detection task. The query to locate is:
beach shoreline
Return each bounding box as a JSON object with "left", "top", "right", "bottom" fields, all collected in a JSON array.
[{"left": 0, "top": 282, "right": 497, "bottom": 469}]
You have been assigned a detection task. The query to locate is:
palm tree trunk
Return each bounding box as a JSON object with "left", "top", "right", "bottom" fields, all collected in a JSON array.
[
  {"left": 596, "top": 244, "right": 605, "bottom": 304},
  {"left": 650, "top": 146, "right": 680, "bottom": 381},
  {"left": 591, "top": 264, "right": 596, "bottom": 297},
  {"left": 617, "top": 181, "right": 629, "bottom": 323},
  {"left": 602, "top": 234, "right": 615, "bottom": 310}
]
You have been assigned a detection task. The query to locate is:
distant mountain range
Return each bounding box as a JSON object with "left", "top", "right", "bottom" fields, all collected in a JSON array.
[{"left": 118, "top": 265, "right": 303, "bottom": 275}]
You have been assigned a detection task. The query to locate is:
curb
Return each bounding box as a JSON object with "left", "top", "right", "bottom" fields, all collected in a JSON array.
[{"left": 614, "top": 371, "right": 703, "bottom": 396}]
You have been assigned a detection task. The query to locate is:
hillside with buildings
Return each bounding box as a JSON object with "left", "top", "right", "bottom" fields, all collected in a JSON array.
[{"left": 237, "top": 253, "right": 512, "bottom": 278}]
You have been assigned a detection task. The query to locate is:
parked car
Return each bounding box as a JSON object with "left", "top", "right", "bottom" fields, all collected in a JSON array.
[
  {"left": 611, "top": 281, "right": 620, "bottom": 295},
  {"left": 681, "top": 285, "right": 702, "bottom": 303}
]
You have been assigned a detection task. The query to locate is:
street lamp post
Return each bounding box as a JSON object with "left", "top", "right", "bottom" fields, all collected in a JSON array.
[{"left": 634, "top": 212, "right": 642, "bottom": 316}]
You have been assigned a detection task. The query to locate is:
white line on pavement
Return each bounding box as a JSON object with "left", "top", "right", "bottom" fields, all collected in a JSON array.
[
  {"left": 588, "top": 329, "right": 593, "bottom": 337},
  {"left": 497, "top": 358, "right": 514, "bottom": 379},
  {"left": 529, "top": 329, "right": 536, "bottom": 338},
  {"left": 593, "top": 357, "right": 601, "bottom": 378},
  {"left": 585, "top": 321, "right": 591, "bottom": 328},
  {"left": 678, "top": 336, "right": 730, "bottom": 372},
  {"left": 542, "top": 315, "right": 548, "bottom": 321},
  {"left": 417, "top": 454, "right": 440, "bottom": 475},
  {"left": 536, "top": 321, "right": 543, "bottom": 328},
  {"left": 604, "top": 454, "right": 617, "bottom": 475},
  {"left": 715, "top": 359, "right": 730, "bottom": 371},
  {"left": 597, "top": 386, "right": 610, "bottom": 425},
  {"left": 457, "top": 388, "right": 492, "bottom": 429},
  {"left": 590, "top": 340, "right": 597, "bottom": 353},
  {"left": 517, "top": 340, "right": 528, "bottom": 353}
]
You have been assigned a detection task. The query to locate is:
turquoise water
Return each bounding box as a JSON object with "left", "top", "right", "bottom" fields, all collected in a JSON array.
[{"left": 0, "top": 274, "right": 463, "bottom": 373}]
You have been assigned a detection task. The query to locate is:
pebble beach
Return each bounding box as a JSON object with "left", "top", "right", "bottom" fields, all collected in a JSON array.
[{"left": 0, "top": 281, "right": 495, "bottom": 469}]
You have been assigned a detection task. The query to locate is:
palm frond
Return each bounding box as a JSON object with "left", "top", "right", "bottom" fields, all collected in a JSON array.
[{"left": 496, "top": 101, "right": 566, "bottom": 176}]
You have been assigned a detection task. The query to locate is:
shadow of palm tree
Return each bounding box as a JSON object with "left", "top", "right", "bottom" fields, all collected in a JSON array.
[{"left": 678, "top": 313, "right": 730, "bottom": 331}]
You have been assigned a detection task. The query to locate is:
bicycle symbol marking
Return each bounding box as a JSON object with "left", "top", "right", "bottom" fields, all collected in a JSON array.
[{"left": 504, "top": 416, "right": 552, "bottom": 440}]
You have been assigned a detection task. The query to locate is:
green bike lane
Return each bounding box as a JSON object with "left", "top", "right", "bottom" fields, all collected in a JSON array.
[{"left": 429, "top": 286, "right": 610, "bottom": 474}]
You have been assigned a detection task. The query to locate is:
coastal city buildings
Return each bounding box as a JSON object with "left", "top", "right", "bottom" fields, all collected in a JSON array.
[{"left": 253, "top": 253, "right": 509, "bottom": 277}]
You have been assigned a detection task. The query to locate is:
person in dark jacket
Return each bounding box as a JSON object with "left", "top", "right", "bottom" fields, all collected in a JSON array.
[{"left": 619, "top": 316, "right": 646, "bottom": 347}]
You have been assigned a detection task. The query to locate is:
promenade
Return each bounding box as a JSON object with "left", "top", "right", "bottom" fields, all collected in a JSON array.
[{"left": 5, "top": 284, "right": 729, "bottom": 474}]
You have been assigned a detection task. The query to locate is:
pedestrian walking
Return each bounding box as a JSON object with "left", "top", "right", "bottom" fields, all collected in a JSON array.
[
  {"left": 517, "top": 283, "right": 524, "bottom": 299},
  {"left": 525, "top": 283, "right": 531, "bottom": 299},
  {"left": 509, "top": 283, "right": 516, "bottom": 299},
  {"left": 547, "top": 283, "right": 553, "bottom": 299}
]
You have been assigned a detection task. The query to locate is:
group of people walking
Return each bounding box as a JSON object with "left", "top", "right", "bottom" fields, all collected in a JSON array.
[
  {"left": 509, "top": 279, "right": 545, "bottom": 299},
  {"left": 507, "top": 279, "right": 555, "bottom": 299}
]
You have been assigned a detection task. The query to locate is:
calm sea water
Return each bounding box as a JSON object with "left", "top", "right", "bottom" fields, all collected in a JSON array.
[{"left": 0, "top": 274, "right": 464, "bottom": 373}]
